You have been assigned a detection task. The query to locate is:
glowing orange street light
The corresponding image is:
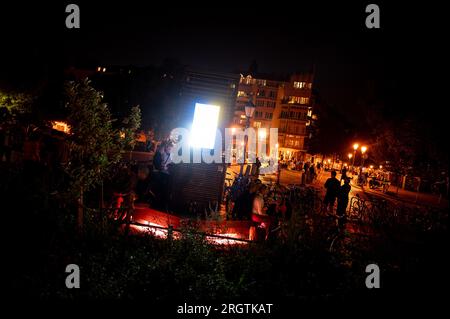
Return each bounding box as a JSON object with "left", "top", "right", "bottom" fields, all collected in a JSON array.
[
  {"left": 361, "top": 146, "right": 368, "bottom": 167},
  {"left": 351, "top": 144, "right": 359, "bottom": 172}
]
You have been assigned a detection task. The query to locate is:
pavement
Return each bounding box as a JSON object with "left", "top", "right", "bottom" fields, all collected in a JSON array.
[{"left": 228, "top": 164, "right": 448, "bottom": 209}]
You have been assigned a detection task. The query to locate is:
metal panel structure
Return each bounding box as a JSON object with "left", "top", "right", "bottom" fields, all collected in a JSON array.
[
  {"left": 170, "top": 163, "right": 226, "bottom": 216},
  {"left": 168, "top": 69, "right": 239, "bottom": 216}
]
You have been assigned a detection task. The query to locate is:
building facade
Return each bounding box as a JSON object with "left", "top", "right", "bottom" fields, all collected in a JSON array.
[{"left": 232, "top": 72, "right": 315, "bottom": 161}]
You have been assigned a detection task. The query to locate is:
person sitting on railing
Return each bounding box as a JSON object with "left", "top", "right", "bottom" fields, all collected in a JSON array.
[{"left": 251, "top": 184, "right": 273, "bottom": 240}]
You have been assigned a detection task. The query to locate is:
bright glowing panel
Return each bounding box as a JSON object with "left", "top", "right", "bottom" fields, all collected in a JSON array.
[{"left": 190, "top": 103, "right": 220, "bottom": 149}]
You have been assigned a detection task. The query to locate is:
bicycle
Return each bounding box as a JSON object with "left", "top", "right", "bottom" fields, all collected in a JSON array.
[
  {"left": 348, "top": 194, "right": 369, "bottom": 223},
  {"left": 367, "top": 197, "right": 389, "bottom": 228}
]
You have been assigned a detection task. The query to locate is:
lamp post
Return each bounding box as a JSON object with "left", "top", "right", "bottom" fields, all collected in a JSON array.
[
  {"left": 351, "top": 143, "right": 359, "bottom": 173},
  {"left": 242, "top": 96, "right": 255, "bottom": 171},
  {"left": 361, "top": 146, "right": 367, "bottom": 169}
]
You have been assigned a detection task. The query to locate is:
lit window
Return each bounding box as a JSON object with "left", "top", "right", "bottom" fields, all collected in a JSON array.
[
  {"left": 288, "top": 96, "right": 301, "bottom": 104},
  {"left": 257, "top": 79, "right": 267, "bottom": 86},
  {"left": 237, "top": 91, "right": 246, "bottom": 97},
  {"left": 294, "top": 81, "right": 306, "bottom": 89},
  {"left": 102, "top": 67, "right": 106, "bottom": 72},
  {"left": 253, "top": 121, "right": 261, "bottom": 128}
]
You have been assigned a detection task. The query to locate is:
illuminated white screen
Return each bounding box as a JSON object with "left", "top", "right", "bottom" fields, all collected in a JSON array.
[{"left": 190, "top": 103, "right": 220, "bottom": 149}]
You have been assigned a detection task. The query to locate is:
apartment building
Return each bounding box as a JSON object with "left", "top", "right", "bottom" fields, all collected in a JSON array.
[{"left": 233, "top": 72, "right": 315, "bottom": 161}]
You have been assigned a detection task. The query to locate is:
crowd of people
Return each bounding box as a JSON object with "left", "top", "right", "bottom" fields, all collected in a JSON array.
[{"left": 228, "top": 175, "right": 292, "bottom": 240}]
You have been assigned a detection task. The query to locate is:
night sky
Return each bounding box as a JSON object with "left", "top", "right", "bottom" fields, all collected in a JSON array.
[{"left": 1, "top": 1, "right": 443, "bottom": 141}]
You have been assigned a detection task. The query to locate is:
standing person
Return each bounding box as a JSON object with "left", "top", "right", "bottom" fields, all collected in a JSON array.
[
  {"left": 255, "top": 157, "right": 261, "bottom": 179},
  {"left": 309, "top": 164, "right": 316, "bottom": 183},
  {"left": 146, "top": 129, "right": 157, "bottom": 152},
  {"left": 341, "top": 166, "right": 348, "bottom": 183},
  {"left": 336, "top": 178, "right": 351, "bottom": 228},
  {"left": 152, "top": 140, "right": 173, "bottom": 211},
  {"left": 323, "top": 170, "right": 340, "bottom": 213},
  {"left": 303, "top": 162, "right": 310, "bottom": 184}
]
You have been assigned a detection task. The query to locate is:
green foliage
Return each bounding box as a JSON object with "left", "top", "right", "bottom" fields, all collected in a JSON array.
[
  {"left": 120, "top": 105, "right": 142, "bottom": 151},
  {"left": 372, "top": 120, "right": 416, "bottom": 175},
  {"left": 64, "top": 79, "right": 121, "bottom": 198},
  {"left": 0, "top": 91, "right": 33, "bottom": 125},
  {"left": 0, "top": 91, "right": 33, "bottom": 113}
]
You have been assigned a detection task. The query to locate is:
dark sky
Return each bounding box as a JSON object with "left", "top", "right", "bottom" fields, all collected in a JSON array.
[{"left": 0, "top": 1, "right": 442, "bottom": 127}]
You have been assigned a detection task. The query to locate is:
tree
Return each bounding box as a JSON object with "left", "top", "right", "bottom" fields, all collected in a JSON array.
[
  {"left": 120, "top": 105, "right": 141, "bottom": 152},
  {"left": 64, "top": 79, "right": 121, "bottom": 230},
  {"left": 0, "top": 91, "right": 33, "bottom": 125}
]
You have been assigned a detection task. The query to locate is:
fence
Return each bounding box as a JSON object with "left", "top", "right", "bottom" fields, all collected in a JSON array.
[{"left": 347, "top": 195, "right": 447, "bottom": 232}]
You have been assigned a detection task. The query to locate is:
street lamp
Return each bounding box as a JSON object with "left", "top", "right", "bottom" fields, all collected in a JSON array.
[
  {"left": 351, "top": 144, "right": 359, "bottom": 172},
  {"left": 361, "top": 146, "right": 367, "bottom": 168},
  {"left": 242, "top": 96, "right": 255, "bottom": 166}
]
